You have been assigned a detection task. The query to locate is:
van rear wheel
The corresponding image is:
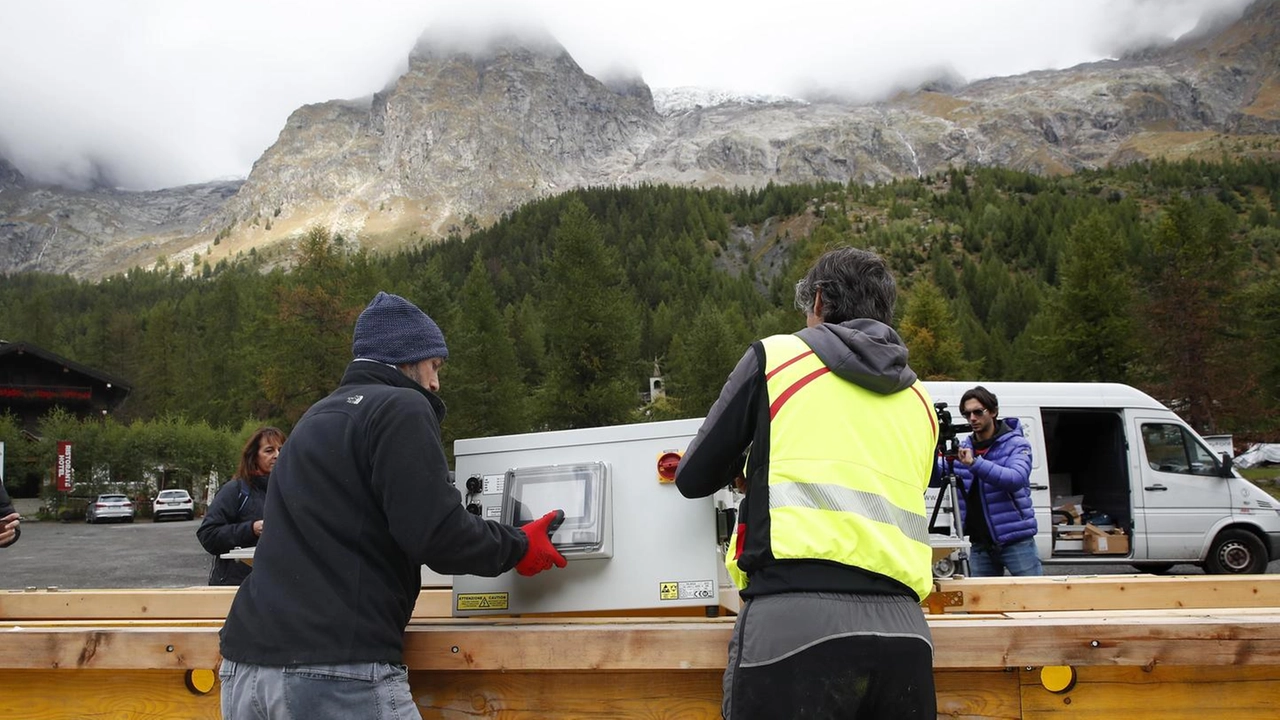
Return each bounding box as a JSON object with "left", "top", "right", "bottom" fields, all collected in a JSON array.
[{"left": 1205, "top": 529, "right": 1268, "bottom": 574}]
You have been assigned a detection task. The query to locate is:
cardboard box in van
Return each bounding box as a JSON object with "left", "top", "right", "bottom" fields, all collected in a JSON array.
[{"left": 1084, "top": 523, "right": 1129, "bottom": 555}]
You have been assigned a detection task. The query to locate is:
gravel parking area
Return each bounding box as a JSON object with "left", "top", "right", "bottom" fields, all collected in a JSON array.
[{"left": 2, "top": 517, "right": 212, "bottom": 589}]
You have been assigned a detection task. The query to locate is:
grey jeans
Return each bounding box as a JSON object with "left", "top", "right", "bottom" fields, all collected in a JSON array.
[{"left": 219, "top": 658, "right": 422, "bottom": 720}]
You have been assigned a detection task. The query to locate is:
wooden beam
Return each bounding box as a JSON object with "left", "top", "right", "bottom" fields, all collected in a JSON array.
[
  {"left": 930, "top": 574, "right": 1280, "bottom": 614},
  {"left": 401, "top": 618, "right": 734, "bottom": 671},
  {"left": 0, "top": 627, "right": 223, "bottom": 670},
  {"left": 0, "top": 670, "right": 220, "bottom": 719},
  {"left": 936, "top": 669, "right": 1023, "bottom": 720},
  {"left": 1018, "top": 665, "right": 1280, "bottom": 717},
  {"left": 0, "top": 587, "right": 454, "bottom": 621},
  {"left": 1, "top": 664, "right": 1273, "bottom": 719},
  {"left": 0, "top": 587, "right": 238, "bottom": 620},
  {"left": 5, "top": 610, "right": 1279, "bottom": 672},
  {"left": 930, "top": 612, "right": 1280, "bottom": 668},
  {"left": 411, "top": 670, "right": 724, "bottom": 719}
]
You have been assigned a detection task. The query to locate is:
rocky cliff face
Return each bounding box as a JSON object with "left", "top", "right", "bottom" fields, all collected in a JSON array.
[
  {"left": 208, "top": 31, "right": 663, "bottom": 246},
  {"left": 4, "top": 0, "right": 1278, "bottom": 279},
  {"left": 0, "top": 174, "right": 241, "bottom": 277}
]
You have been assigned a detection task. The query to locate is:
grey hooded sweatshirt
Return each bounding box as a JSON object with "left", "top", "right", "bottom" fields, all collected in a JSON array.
[{"left": 675, "top": 319, "right": 926, "bottom": 598}]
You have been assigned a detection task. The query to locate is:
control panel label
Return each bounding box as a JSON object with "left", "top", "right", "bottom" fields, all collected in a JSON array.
[
  {"left": 485, "top": 505, "right": 501, "bottom": 519},
  {"left": 456, "top": 592, "right": 510, "bottom": 611},
  {"left": 659, "top": 579, "right": 716, "bottom": 601},
  {"left": 483, "top": 474, "right": 505, "bottom": 495}
]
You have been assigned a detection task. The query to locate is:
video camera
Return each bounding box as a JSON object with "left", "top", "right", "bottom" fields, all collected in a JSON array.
[{"left": 934, "top": 402, "right": 971, "bottom": 459}]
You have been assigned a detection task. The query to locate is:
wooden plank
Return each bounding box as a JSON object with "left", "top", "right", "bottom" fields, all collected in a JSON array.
[
  {"left": 1, "top": 665, "right": 1270, "bottom": 719},
  {"left": 412, "top": 670, "right": 723, "bottom": 719},
  {"left": 931, "top": 575, "right": 1280, "bottom": 614},
  {"left": 0, "top": 587, "right": 237, "bottom": 620},
  {"left": 415, "top": 670, "right": 1027, "bottom": 719},
  {"left": 0, "top": 627, "right": 223, "bottom": 670},
  {"left": 935, "top": 669, "right": 1024, "bottom": 720},
  {"left": 401, "top": 619, "right": 734, "bottom": 671},
  {"left": 5, "top": 610, "right": 1280, "bottom": 671},
  {"left": 7, "top": 575, "right": 1273, "bottom": 621},
  {"left": 1019, "top": 665, "right": 1280, "bottom": 718},
  {"left": 0, "top": 587, "right": 454, "bottom": 621},
  {"left": 931, "top": 613, "right": 1280, "bottom": 668},
  {"left": 0, "top": 669, "right": 220, "bottom": 719}
]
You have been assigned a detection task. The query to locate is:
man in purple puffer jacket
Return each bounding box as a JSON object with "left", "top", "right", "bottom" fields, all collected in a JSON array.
[{"left": 947, "top": 386, "right": 1042, "bottom": 576}]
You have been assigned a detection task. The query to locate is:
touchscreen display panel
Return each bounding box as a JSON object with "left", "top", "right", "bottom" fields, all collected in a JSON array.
[{"left": 514, "top": 478, "right": 587, "bottom": 523}]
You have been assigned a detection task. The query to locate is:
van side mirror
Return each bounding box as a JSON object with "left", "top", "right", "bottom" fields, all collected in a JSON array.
[{"left": 1219, "top": 452, "right": 1233, "bottom": 477}]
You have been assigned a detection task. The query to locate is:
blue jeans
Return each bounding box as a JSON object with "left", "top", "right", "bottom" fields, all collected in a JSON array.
[
  {"left": 219, "top": 658, "right": 421, "bottom": 720},
  {"left": 969, "top": 537, "right": 1043, "bottom": 577}
]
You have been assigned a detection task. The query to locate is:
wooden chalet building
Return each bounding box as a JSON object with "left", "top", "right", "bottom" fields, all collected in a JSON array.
[
  {"left": 0, "top": 341, "right": 131, "bottom": 495},
  {"left": 0, "top": 341, "right": 131, "bottom": 430}
]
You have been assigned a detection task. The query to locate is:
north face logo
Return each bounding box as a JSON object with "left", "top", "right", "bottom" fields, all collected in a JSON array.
[{"left": 346, "top": 395, "right": 364, "bottom": 405}]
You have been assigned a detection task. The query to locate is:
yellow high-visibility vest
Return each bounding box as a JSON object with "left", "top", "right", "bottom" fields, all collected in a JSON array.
[{"left": 725, "top": 333, "right": 939, "bottom": 600}]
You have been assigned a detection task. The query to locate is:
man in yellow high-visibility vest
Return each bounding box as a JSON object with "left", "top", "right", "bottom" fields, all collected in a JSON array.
[{"left": 677, "top": 247, "right": 939, "bottom": 719}]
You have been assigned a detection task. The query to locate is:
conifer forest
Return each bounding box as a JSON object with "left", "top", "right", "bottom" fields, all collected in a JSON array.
[{"left": 3, "top": 159, "right": 1280, "bottom": 498}]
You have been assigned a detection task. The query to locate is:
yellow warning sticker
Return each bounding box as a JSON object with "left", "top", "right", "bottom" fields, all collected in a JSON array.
[
  {"left": 456, "top": 593, "right": 510, "bottom": 611},
  {"left": 659, "top": 580, "right": 716, "bottom": 601}
]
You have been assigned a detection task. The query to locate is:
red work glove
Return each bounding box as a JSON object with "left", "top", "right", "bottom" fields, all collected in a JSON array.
[{"left": 515, "top": 509, "right": 567, "bottom": 577}]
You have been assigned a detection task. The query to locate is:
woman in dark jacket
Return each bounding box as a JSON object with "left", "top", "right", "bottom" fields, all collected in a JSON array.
[{"left": 197, "top": 426, "right": 286, "bottom": 585}]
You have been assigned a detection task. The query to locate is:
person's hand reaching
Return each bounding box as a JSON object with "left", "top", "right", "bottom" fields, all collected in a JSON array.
[{"left": 515, "top": 509, "right": 567, "bottom": 576}]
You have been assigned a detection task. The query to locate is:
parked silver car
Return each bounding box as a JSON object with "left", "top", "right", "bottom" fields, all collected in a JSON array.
[
  {"left": 151, "top": 489, "right": 194, "bottom": 521},
  {"left": 86, "top": 493, "right": 135, "bottom": 524}
]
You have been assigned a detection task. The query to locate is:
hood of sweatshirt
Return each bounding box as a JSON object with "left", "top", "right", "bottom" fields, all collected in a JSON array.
[{"left": 795, "top": 318, "right": 918, "bottom": 395}]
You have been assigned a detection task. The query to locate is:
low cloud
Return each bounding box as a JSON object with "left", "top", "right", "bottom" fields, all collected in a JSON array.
[{"left": 0, "top": 0, "right": 1255, "bottom": 191}]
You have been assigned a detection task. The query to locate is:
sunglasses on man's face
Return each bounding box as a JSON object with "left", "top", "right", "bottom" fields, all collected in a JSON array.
[{"left": 961, "top": 408, "right": 988, "bottom": 419}]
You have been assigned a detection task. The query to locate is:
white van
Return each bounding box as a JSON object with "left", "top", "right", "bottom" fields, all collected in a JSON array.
[{"left": 923, "top": 382, "right": 1279, "bottom": 575}]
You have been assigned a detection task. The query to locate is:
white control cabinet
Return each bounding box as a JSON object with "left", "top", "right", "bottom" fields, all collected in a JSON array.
[{"left": 451, "top": 418, "right": 727, "bottom": 617}]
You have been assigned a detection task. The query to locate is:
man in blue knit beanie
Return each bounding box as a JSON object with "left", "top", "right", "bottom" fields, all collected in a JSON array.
[
  {"left": 219, "top": 291, "right": 566, "bottom": 720},
  {"left": 351, "top": 291, "right": 450, "bottom": 391}
]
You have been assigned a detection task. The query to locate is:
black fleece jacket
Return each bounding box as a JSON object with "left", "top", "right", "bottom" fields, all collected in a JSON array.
[
  {"left": 220, "top": 360, "right": 529, "bottom": 665},
  {"left": 197, "top": 474, "right": 268, "bottom": 586}
]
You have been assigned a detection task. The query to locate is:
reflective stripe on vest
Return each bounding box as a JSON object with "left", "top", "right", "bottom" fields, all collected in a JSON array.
[{"left": 754, "top": 333, "right": 939, "bottom": 600}]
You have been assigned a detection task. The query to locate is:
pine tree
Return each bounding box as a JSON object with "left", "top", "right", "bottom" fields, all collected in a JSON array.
[
  {"left": 261, "top": 227, "right": 356, "bottom": 422},
  {"left": 667, "top": 303, "right": 749, "bottom": 417},
  {"left": 538, "top": 199, "right": 641, "bottom": 429},
  {"left": 444, "top": 256, "right": 529, "bottom": 439},
  {"left": 1032, "top": 213, "right": 1137, "bottom": 382},
  {"left": 1139, "top": 198, "right": 1245, "bottom": 432},
  {"left": 899, "top": 279, "right": 973, "bottom": 380}
]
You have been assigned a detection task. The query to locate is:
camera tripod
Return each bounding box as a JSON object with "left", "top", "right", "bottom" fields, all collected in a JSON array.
[{"left": 927, "top": 450, "right": 971, "bottom": 578}]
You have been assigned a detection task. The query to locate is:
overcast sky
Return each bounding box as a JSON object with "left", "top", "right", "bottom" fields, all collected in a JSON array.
[{"left": 0, "top": 0, "right": 1255, "bottom": 191}]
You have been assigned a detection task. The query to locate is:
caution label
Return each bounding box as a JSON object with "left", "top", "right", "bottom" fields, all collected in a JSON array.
[
  {"left": 455, "top": 592, "right": 510, "bottom": 611},
  {"left": 659, "top": 580, "right": 716, "bottom": 601}
]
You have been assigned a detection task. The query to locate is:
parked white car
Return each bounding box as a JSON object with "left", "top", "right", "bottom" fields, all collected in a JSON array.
[
  {"left": 86, "top": 494, "right": 135, "bottom": 524},
  {"left": 151, "top": 489, "right": 194, "bottom": 522}
]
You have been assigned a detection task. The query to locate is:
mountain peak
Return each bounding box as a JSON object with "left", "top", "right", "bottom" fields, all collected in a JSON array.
[{"left": 410, "top": 23, "right": 568, "bottom": 64}]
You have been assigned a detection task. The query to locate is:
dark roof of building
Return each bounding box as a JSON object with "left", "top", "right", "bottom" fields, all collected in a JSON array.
[{"left": 0, "top": 340, "right": 133, "bottom": 393}]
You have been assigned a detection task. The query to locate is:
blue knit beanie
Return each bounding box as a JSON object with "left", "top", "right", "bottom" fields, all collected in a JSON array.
[{"left": 352, "top": 292, "right": 448, "bottom": 364}]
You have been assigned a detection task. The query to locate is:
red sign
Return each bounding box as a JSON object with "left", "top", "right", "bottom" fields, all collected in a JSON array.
[
  {"left": 0, "top": 385, "right": 93, "bottom": 400},
  {"left": 56, "top": 441, "right": 74, "bottom": 492}
]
